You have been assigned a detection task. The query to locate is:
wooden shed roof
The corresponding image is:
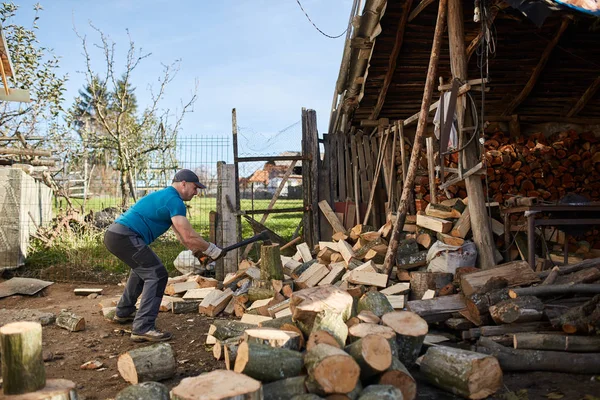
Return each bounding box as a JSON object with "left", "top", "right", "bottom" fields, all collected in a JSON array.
[{"left": 331, "top": 0, "right": 600, "bottom": 132}]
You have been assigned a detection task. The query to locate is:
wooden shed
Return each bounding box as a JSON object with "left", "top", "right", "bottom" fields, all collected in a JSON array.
[{"left": 320, "top": 0, "right": 600, "bottom": 271}]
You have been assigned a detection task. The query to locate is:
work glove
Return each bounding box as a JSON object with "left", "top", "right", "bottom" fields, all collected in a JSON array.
[{"left": 194, "top": 243, "right": 224, "bottom": 263}]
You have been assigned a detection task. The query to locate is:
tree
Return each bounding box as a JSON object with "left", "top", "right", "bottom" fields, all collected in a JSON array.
[
  {"left": 70, "top": 25, "right": 197, "bottom": 208},
  {"left": 0, "top": 2, "right": 67, "bottom": 160}
]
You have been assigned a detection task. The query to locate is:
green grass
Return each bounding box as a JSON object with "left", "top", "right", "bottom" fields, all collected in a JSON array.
[{"left": 25, "top": 196, "right": 302, "bottom": 283}]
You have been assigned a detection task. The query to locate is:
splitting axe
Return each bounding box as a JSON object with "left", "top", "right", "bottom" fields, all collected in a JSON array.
[{"left": 197, "top": 230, "right": 271, "bottom": 264}]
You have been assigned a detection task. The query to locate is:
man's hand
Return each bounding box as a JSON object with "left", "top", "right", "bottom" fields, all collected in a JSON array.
[{"left": 193, "top": 242, "right": 224, "bottom": 263}]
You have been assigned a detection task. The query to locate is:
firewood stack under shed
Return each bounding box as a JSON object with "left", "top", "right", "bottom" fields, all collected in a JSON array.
[{"left": 104, "top": 199, "right": 600, "bottom": 399}]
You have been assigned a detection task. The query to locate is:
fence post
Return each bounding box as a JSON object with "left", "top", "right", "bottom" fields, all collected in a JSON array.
[
  {"left": 231, "top": 109, "right": 242, "bottom": 259},
  {"left": 302, "top": 108, "right": 320, "bottom": 248},
  {"left": 216, "top": 161, "right": 239, "bottom": 280}
]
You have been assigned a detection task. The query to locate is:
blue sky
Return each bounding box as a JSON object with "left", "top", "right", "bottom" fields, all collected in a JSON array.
[{"left": 13, "top": 0, "right": 352, "bottom": 152}]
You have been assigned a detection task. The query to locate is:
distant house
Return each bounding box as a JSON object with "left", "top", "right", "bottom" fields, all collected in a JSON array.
[{"left": 246, "top": 151, "right": 302, "bottom": 197}]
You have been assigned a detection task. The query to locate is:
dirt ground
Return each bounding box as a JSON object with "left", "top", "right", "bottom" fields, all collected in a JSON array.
[{"left": 0, "top": 282, "right": 599, "bottom": 400}]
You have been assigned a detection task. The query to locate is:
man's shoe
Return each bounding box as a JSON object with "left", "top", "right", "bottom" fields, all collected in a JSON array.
[
  {"left": 112, "top": 311, "right": 136, "bottom": 324},
  {"left": 130, "top": 329, "right": 173, "bottom": 342}
]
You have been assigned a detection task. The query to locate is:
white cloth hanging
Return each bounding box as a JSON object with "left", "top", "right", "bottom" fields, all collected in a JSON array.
[{"left": 433, "top": 92, "right": 458, "bottom": 150}]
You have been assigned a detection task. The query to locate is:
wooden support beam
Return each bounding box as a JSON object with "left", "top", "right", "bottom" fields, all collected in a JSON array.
[
  {"left": 382, "top": 0, "right": 448, "bottom": 279},
  {"left": 567, "top": 75, "right": 600, "bottom": 117},
  {"left": 370, "top": 0, "right": 413, "bottom": 120},
  {"left": 409, "top": 0, "right": 435, "bottom": 22},
  {"left": 503, "top": 17, "right": 570, "bottom": 116},
  {"left": 448, "top": 0, "right": 496, "bottom": 269},
  {"left": 403, "top": 83, "right": 472, "bottom": 126}
]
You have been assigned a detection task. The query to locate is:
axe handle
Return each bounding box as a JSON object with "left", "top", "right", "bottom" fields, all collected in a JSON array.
[{"left": 222, "top": 231, "right": 269, "bottom": 253}]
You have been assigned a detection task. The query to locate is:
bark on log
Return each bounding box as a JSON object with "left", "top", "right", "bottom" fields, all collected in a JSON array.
[
  {"left": 55, "top": 311, "right": 85, "bottom": 332},
  {"left": 356, "top": 292, "right": 394, "bottom": 317},
  {"left": 261, "top": 244, "right": 284, "bottom": 281},
  {"left": 0, "top": 379, "right": 77, "bottom": 400},
  {"left": 356, "top": 384, "right": 405, "bottom": 400},
  {"left": 541, "top": 266, "right": 560, "bottom": 285},
  {"left": 378, "top": 358, "right": 417, "bottom": 400},
  {"left": 466, "top": 289, "right": 510, "bottom": 326},
  {"left": 509, "top": 284, "right": 600, "bottom": 299},
  {"left": 172, "top": 300, "right": 202, "bottom": 314},
  {"left": 290, "top": 286, "right": 354, "bottom": 336},
  {"left": 234, "top": 341, "right": 303, "bottom": 382},
  {"left": 303, "top": 344, "right": 360, "bottom": 395},
  {"left": 263, "top": 376, "right": 307, "bottom": 400},
  {"left": 537, "top": 257, "right": 600, "bottom": 280},
  {"left": 513, "top": 332, "right": 600, "bottom": 352},
  {"left": 409, "top": 272, "right": 453, "bottom": 300},
  {"left": 0, "top": 321, "right": 46, "bottom": 395},
  {"left": 259, "top": 315, "right": 294, "bottom": 329},
  {"left": 550, "top": 294, "right": 600, "bottom": 334},
  {"left": 117, "top": 343, "right": 176, "bottom": 384},
  {"left": 308, "top": 310, "right": 348, "bottom": 348},
  {"left": 171, "top": 370, "right": 262, "bottom": 400},
  {"left": 344, "top": 334, "right": 392, "bottom": 380},
  {"left": 248, "top": 287, "right": 276, "bottom": 303},
  {"left": 477, "top": 337, "right": 600, "bottom": 373},
  {"left": 210, "top": 320, "right": 256, "bottom": 341},
  {"left": 243, "top": 328, "right": 301, "bottom": 350},
  {"left": 381, "top": 311, "right": 428, "bottom": 367},
  {"left": 420, "top": 346, "right": 502, "bottom": 399},
  {"left": 489, "top": 296, "right": 544, "bottom": 324},
  {"left": 116, "top": 381, "right": 170, "bottom": 400},
  {"left": 460, "top": 261, "right": 540, "bottom": 297}
]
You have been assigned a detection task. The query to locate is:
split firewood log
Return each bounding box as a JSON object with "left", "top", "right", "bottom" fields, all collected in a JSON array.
[
  {"left": 290, "top": 286, "right": 353, "bottom": 336},
  {"left": 117, "top": 343, "right": 176, "bottom": 384},
  {"left": 171, "top": 370, "right": 262, "bottom": 400},
  {"left": 489, "top": 296, "right": 545, "bottom": 324},
  {"left": 234, "top": 342, "right": 303, "bottom": 382},
  {"left": 420, "top": 346, "right": 502, "bottom": 399},
  {"left": 209, "top": 320, "right": 256, "bottom": 341},
  {"left": 306, "top": 310, "right": 348, "bottom": 349},
  {"left": 55, "top": 310, "right": 85, "bottom": 332}
]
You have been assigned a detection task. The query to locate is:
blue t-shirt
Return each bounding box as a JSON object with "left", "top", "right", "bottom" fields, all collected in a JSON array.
[{"left": 115, "top": 186, "right": 187, "bottom": 244}]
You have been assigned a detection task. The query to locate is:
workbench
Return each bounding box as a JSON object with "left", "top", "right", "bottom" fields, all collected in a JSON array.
[{"left": 503, "top": 203, "right": 600, "bottom": 269}]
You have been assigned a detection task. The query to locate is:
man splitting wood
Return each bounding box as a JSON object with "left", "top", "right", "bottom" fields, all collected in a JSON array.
[{"left": 104, "top": 169, "right": 223, "bottom": 342}]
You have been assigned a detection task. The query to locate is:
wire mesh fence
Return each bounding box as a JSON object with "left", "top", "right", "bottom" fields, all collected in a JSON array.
[
  {"left": 0, "top": 136, "right": 230, "bottom": 283},
  {"left": 236, "top": 121, "right": 304, "bottom": 243}
]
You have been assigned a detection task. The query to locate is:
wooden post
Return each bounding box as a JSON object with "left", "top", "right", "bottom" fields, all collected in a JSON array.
[
  {"left": 217, "top": 162, "right": 239, "bottom": 279},
  {"left": 382, "top": 0, "right": 448, "bottom": 279},
  {"left": 302, "top": 108, "right": 320, "bottom": 248},
  {"left": 319, "top": 134, "right": 334, "bottom": 240},
  {"left": 447, "top": 0, "right": 496, "bottom": 269},
  {"left": 231, "top": 109, "right": 242, "bottom": 250},
  {"left": 426, "top": 136, "right": 437, "bottom": 204}
]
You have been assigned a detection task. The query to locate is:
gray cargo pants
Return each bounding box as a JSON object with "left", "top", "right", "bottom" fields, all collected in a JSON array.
[{"left": 104, "top": 223, "right": 168, "bottom": 334}]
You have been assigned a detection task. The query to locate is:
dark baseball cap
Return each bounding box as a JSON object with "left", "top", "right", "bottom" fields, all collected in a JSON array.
[{"left": 173, "top": 169, "right": 206, "bottom": 189}]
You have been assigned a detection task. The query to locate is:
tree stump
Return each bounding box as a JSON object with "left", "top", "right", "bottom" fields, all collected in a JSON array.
[
  {"left": 378, "top": 358, "right": 416, "bottom": 400},
  {"left": 117, "top": 343, "right": 176, "bottom": 384},
  {"left": 261, "top": 244, "right": 284, "bottom": 281},
  {"left": 243, "top": 328, "right": 301, "bottom": 350},
  {"left": 420, "top": 346, "right": 502, "bottom": 399},
  {"left": 263, "top": 376, "right": 307, "bottom": 400},
  {"left": 303, "top": 343, "right": 360, "bottom": 395},
  {"left": 115, "top": 381, "right": 170, "bottom": 400},
  {"left": 381, "top": 311, "right": 428, "bottom": 367},
  {"left": 55, "top": 311, "right": 85, "bottom": 332},
  {"left": 356, "top": 384, "right": 404, "bottom": 400},
  {"left": 171, "top": 370, "right": 262, "bottom": 400},
  {"left": 0, "top": 321, "right": 46, "bottom": 395},
  {"left": 356, "top": 292, "right": 394, "bottom": 317},
  {"left": 0, "top": 379, "right": 77, "bottom": 400},
  {"left": 234, "top": 342, "right": 303, "bottom": 382},
  {"left": 344, "top": 334, "right": 392, "bottom": 380}
]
